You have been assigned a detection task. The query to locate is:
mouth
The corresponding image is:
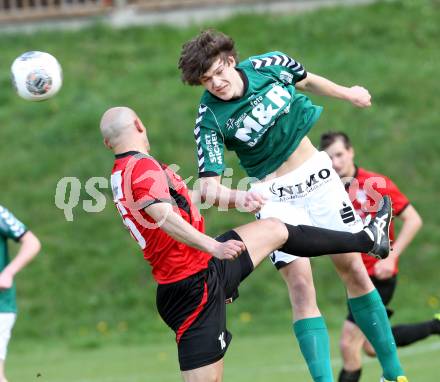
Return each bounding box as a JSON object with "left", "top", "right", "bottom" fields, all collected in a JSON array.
[{"left": 216, "top": 84, "right": 228, "bottom": 93}]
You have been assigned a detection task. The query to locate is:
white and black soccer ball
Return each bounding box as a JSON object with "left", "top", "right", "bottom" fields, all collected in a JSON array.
[{"left": 11, "top": 51, "right": 63, "bottom": 101}]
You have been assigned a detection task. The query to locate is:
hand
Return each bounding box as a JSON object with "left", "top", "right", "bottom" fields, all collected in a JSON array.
[
  {"left": 211, "top": 240, "right": 246, "bottom": 261},
  {"left": 347, "top": 86, "right": 371, "bottom": 108},
  {"left": 0, "top": 271, "right": 14, "bottom": 290},
  {"left": 238, "top": 191, "right": 266, "bottom": 213},
  {"left": 373, "top": 256, "right": 396, "bottom": 280}
]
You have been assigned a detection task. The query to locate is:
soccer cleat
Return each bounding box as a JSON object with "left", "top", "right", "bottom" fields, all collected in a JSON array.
[
  {"left": 380, "top": 377, "right": 409, "bottom": 382},
  {"left": 363, "top": 196, "right": 392, "bottom": 260}
]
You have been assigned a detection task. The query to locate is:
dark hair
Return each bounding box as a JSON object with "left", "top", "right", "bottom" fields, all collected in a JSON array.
[
  {"left": 319, "top": 131, "right": 352, "bottom": 151},
  {"left": 178, "top": 29, "right": 238, "bottom": 86}
]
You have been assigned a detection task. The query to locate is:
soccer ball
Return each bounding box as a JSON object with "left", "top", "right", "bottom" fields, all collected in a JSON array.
[{"left": 11, "top": 51, "right": 63, "bottom": 101}]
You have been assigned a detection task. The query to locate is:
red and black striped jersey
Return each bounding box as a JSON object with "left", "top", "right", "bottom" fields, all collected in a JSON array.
[
  {"left": 110, "top": 151, "right": 211, "bottom": 284},
  {"left": 346, "top": 167, "right": 409, "bottom": 276}
]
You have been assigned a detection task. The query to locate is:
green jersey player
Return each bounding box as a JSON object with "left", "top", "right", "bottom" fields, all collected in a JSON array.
[
  {"left": 179, "top": 30, "right": 408, "bottom": 382},
  {"left": 0, "top": 205, "right": 40, "bottom": 382}
]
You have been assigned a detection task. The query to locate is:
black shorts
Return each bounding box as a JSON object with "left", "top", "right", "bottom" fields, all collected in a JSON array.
[
  {"left": 156, "top": 230, "right": 254, "bottom": 371},
  {"left": 347, "top": 276, "right": 397, "bottom": 323}
]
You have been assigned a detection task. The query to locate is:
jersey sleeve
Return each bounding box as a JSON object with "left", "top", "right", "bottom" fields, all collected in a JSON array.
[
  {"left": 249, "top": 51, "right": 307, "bottom": 84},
  {"left": 194, "top": 104, "right": 226, "bottom": 177},
  {"left": 129, "top": 158, "right": 172, "bottom": 208},
  {"left": 384, "top": 177, "right": 410, "bottom": 216},
  {"left": 0, "top": 205, "right": 28, "bottom": 242}
]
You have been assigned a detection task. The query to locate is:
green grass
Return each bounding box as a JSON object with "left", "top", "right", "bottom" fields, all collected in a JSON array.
[
  {"left": 0, "top": 0, "right": 438, "bottom": 349},
  {"left": 7, "top": 331, "right": 440, "bottom": 381},
  {"left": 0, "top": 1, "right": 439, "bottom": 381}
]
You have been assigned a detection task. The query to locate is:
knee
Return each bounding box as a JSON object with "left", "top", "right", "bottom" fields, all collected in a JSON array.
[
  {"left": 338, "top": 256, "right": 361, "bottom": 274},
  {"left": 194, "top": 370, "right": 222, "bottom": 382},
  {"left": 264, "top": 217, "right": 288, "bottom": 244},
  {"left": 362, "top": 341, "right": 376, "bottom": 358},
  {"left": 340, "top": 333, "right": 354, "bottom": 355},
  {"left": 289, "top": 274, "right": 313, "bottom": 294},
  {"left": 336, "top": 255, "right": 369, "bottom": 283}
]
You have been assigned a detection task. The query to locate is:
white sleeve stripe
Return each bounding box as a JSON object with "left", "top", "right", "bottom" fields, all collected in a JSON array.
[
  {"left": 251, "top": 54, "right": 304, "bottom": 74},
  {"left": 194, "top": 104, "right": 209, "bottom": 172},
  {"left": 0, "top": 205, "right": 26, "bottom": 238}
]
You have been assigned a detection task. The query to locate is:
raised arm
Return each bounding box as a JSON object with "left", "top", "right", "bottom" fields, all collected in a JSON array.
[{"left": 295, "top": 72, "right": 372, "bottom": 108}]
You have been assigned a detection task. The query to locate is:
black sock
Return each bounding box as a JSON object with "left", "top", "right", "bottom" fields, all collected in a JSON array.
[
  {"left": 338, "top": 368, "right": 362, "bottom": 382},
  {"left": 279, "top": 224, "right": 373, "bottom": 257},
  {"left": 392, "top": 320, "right": 440, "bottom": 347}
]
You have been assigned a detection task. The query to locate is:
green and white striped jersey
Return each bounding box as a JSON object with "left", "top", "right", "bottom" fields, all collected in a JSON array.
[
  {"left": 194, "top": 51, "right": 323, "bottom": 179},
  {"left": 0, "top": 205, "right": 27, "bottom": 312}
]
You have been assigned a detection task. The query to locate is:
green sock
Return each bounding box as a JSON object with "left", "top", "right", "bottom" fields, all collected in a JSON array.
[
  {"left": 293, "top": 316, "right": 333, "bottom": 382},
  {"left": 348, "top": 289, "right": 404, "bottom": 380}
]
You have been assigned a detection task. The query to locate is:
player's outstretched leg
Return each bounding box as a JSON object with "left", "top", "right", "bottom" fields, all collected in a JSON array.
[
  {"left": 390, "top": 313, "right": 440, "bottom": 347},
  {"left": 277, "top": 196, "right": 392, "bottom": 260}
]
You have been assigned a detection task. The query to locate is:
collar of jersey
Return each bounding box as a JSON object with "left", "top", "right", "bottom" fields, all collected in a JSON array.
[
  {"left": 343, "top": 165, "right": 359, "bottom": 189},
  {"left": 115, "top": 151, "right": 150, "bottom": 159}
]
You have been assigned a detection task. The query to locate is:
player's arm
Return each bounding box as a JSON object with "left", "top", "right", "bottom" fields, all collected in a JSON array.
[
  {"left": 144, "top": 202, "right": 244, "bottom": 260},
  {"left": 0, "top": 231, "right": 41, "bottom": 290},
  {"left": 390, "top": 205, "right": 423, "bottom": 258},
  {"left": 374, "top": 204, "right": 422, "bottom": 279},
  {"left": 198, "top": 175, "right": 265, "bottom": 212},
  {"left": 195, "top": 114, "right": 265, "bottom": 212},
  {"left": 295, "top": 72, "right": 371, "bottom": 108}
]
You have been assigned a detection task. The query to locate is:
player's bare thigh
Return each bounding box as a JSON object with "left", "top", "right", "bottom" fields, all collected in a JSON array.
[
  {"left": 181, "top": 358, "right": 224, "bottom": 382},
  {"left": 233, "top": 218, "right": 288, "bottom": 267}
]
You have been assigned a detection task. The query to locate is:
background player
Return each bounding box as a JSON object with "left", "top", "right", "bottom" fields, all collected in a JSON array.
[
  {"left": 100, "top": 106, "right": 392, "bottom": 382},
  {"left": 178, "top": 29, "right": 407, "bottom": 382},
  {"left": 0, "top": 205, "right": 40, "bottom": 382},
  {"left": 320, "top": 131, "right": 440, "bottom": 382}
]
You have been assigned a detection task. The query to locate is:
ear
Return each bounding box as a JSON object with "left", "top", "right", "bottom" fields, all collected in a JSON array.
[
  {"left": 348, "top": 147, "right": 355, "bottom": 159},
  {"left": 103, "top": 138, "right": 112, "bottom": 149},
  {"left": 227, "top": 55, "right": 236, "bottom": 67},
  {"left": 134, "top": 118, "right": 144, "bottom": 133}
]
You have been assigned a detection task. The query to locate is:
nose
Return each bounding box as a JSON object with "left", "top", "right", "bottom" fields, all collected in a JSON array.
[{"left": 212, "top": 76, "right": 222, "bottom": 89}]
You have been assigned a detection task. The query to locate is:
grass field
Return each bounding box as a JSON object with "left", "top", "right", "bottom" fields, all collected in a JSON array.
[
  {"left": 8, "top": 331, "right": 440, "bottom": 381},
  {"left": 0, "top": 0, "right": 438, "bottom": 341}
]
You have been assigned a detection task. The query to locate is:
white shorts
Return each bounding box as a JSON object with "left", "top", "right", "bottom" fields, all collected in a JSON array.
[
  {"left": 0, "top": 313, "right": 16, "bottom": 360},
  {"left": 250, "top": 151, "right": 363, "bottom": 269}
]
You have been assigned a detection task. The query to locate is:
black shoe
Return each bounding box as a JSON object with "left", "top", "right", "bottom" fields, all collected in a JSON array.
[{"left": 364, "top": 196, "right": 393, "bottom": 259}]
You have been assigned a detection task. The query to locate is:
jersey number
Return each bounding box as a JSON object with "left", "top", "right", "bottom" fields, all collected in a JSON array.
[{"left": 111, "top": 171, "right": 147, "bottom": 250}]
